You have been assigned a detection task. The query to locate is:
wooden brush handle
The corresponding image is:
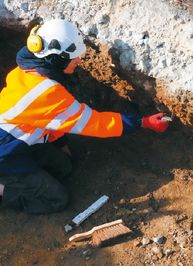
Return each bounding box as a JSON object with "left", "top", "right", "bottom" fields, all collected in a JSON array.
[
  {"left": 69, "top": 219, "right": 123, "bottom": 242},
  {"left": 69, "top": 230, "right": 93, "bottom": 242}
]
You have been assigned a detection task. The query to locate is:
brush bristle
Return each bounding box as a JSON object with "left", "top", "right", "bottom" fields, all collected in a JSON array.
[{"left": 92, "top": 223, "right": 131, "bottom": 247}]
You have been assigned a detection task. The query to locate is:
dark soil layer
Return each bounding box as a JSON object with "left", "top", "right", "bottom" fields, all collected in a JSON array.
[{"left": 0, "top": 28, "right": 192, "bottom": 266}]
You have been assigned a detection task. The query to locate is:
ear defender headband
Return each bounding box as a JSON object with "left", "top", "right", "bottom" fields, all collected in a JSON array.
[{"left": 27, "top": 25, "right": 43, "bottom": 53}]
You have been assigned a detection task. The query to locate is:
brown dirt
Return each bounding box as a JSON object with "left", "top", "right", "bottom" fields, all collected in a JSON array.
[
  {"left": 175, "top": 0, "right": 193, "bottom": 13},
  {"left": 0, "top": 29, "right": 193, "bottom": 266},
  {"left": 156, "top": 80, "right": 193, "bottom": 127}
]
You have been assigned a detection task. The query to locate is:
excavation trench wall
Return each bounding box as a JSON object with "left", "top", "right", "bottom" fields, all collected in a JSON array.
[{"left": 0, "top": 0, "right": 193, "bottom": 126}]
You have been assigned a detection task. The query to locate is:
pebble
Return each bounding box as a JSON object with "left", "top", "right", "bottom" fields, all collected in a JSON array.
[
  {"left": 64, "top": 224, "right": 73, "bottom": 233},
  {"left": 82, "top": 250, "right": 92, "bottom": 256},
  {"left": 153, "top": 236, "right": 165, "bottom": 244},
  {"left": 119, "top": 198, "right": 126, "bottom": 205},
  {"left": 20, "top": 2, "right": 28, "bottom": 12},
  {"left": 142, "top": 237, "right": 150, "bottom": 246},
  {"left": 151, "top": 254, "right": 159, "bottom": 262},
  {"left": 83, "top": 249, "right": 92, "bottom": 261},
  {"left": 164, "top": 249, "right": 173, "bottom": 257},
  {"left": 133, "top": 239, "right": 141, "bottom": 247},
  {"left": 151, "top": 246, "right": 163, "bottom": 259},
  {"left": 98, "top": 14, "right": 110, "bottom": 24},
  {"left": 152, "top": 246, "right": 161, "bottom": 254},
  {"left": 141, "top": 208, "right": 150, "bottom": 214}
]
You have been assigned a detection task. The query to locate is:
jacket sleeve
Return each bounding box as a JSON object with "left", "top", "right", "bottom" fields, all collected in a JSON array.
[
  {"left": 44, "top": 84, "right": 123, "bottom": 138},
  {"left": 22, "top": 82, "right": 123, "bottom": 139}
]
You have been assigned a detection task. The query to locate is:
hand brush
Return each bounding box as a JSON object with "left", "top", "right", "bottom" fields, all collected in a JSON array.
[{"left": 69, "top": 219, "right": 131, "bottom": 247}]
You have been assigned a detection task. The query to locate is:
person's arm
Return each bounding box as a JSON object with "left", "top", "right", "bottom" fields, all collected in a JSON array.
[
  {"left": 38, "top": 83, "right": 123, "bottom": 138},
  {"left": 8, "top": 80, "right": 168, "bottom": 140},
  {"left": 33, "top": 83, "right": 169, "bottom": 139}
]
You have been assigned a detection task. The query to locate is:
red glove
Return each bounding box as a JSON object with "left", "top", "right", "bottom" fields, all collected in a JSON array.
[{"left": 142, "top": 113, "right": 169, "bottom": 133}]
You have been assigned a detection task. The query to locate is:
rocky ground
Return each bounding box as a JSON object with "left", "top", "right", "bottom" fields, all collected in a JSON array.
[{"left": 0, "top": 28, "right": 192, "bottom": 266}]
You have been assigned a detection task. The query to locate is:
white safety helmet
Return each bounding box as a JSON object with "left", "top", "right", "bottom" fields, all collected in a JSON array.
[{"left": 28, "top": 19, "right": 86, "bottom": 59}]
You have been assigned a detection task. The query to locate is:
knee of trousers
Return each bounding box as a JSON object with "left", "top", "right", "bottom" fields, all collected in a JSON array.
[
  {"left": 30, "top": 170, "right": 70, "bottom": 212},
  {"left": 51, "top": 186, "right": 69, "bottom": 212},
  {"left": 1, "top": 170, "right": 70, "bottom": 214}
]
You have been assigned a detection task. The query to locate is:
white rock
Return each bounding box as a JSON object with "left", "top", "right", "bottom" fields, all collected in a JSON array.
[
  {"left": 64, "top": 224, "right": 73, "bottom": 233},
  {"left": 142, "top": 237, "right": 150, "bottom": 246},
  {"left": 153, "top": 236, "right": 165, "bottom": 244},
  {"left": 152, "top": 246, "right": 162, "bottom": 254}
]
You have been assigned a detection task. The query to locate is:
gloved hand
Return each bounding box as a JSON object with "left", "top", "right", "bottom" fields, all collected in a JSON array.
[{"left": 142, "top": 113, "right": 169, "bottom": 133}]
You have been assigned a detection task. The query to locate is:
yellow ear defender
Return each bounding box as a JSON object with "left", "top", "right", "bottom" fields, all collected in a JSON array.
[{"left": 27, "top": 25, "right": 43, "bottom": 53}]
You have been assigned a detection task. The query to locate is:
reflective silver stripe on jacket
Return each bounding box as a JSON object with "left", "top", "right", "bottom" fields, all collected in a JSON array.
[
  {"left": 46, "top": 100, "right": 81, "bottom": 130},
  {"left": 0, "top": 79, "right": 58, "bottom": 120},
  {"left": 69, "top": 105, "right": 92, "bottom": 134},
  {"left": 0, "top": 122, "right": 45, "bottom": 145}
]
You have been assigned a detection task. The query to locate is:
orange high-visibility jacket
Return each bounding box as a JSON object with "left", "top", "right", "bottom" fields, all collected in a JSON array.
[{"left": 0, "top": 67, "right": 123, "bottom": 147}]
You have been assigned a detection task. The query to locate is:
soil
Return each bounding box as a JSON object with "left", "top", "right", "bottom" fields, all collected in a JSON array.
[{"left": 0, "top": 28, "right": 192, "bottom": 266}]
